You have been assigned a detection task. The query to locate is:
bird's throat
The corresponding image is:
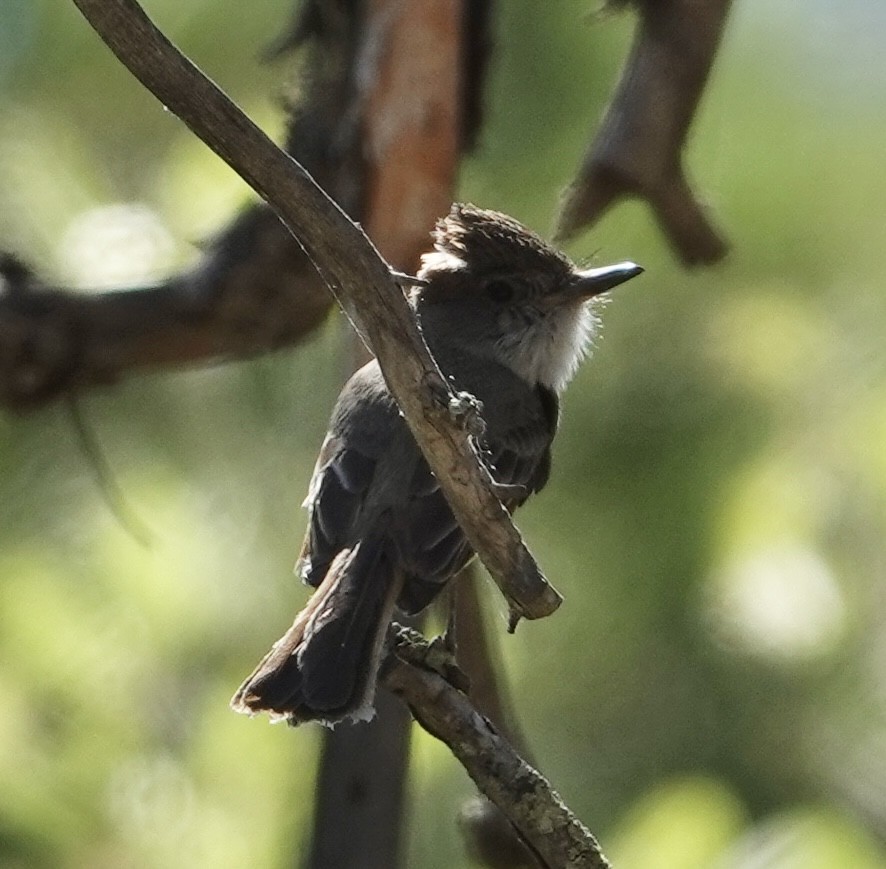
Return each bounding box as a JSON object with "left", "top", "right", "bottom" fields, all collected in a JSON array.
[{"left": 492, "top": 302, "right": 599, "bottom": 393}]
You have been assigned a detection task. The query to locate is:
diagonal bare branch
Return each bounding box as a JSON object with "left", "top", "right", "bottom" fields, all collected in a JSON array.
[
  {"left": 384, "top": 629, "right": 612, "bottom": 869},
  {"left": 67, "top": 0, "right": 561, "bottom": 624}
]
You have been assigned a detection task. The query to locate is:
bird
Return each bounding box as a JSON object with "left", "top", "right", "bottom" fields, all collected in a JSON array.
[{"left": 231, "top": 203, "right": 642, "bottom": 725}]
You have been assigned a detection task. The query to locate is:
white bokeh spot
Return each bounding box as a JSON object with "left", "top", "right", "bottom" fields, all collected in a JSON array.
[
  {"left": 58, "top": 203, "right": 177, "bottom": 290},
  {"left": 705, "top": 544, "right": 846, "bottom": 661}
]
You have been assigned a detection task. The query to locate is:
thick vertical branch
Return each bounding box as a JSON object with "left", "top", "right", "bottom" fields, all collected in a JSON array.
[
  {"left": 309, "top": 2, "right": 465, "bottom": 866},
  {"left": 361, "top": 0, "right": 462, "bottom": 267},
  {"left": 306, "top": 691, "right": 412, "bottom": 869}
]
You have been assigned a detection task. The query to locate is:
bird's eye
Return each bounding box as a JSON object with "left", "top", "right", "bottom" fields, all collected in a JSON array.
[{"left": 485, "top": 279, "right": 515, "bottom": 303}]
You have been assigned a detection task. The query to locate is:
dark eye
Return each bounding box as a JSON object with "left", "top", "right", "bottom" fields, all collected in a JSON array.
[{"left": 485, "top": 279, "right": 515, "bottom": 303}]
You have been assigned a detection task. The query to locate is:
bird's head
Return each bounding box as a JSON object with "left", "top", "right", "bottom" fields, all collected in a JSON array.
[{"left": 413, "top": 203, "right": 642, "bottom": 393}]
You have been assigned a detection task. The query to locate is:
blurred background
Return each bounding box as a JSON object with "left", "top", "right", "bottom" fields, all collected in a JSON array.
[{"left": 2, "top": 0, "right": 886, "bottom": 866}]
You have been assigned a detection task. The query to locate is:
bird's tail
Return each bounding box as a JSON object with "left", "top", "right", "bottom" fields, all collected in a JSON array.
[{"left": 231, "top": 537, "right": 402, "bottom": 725}]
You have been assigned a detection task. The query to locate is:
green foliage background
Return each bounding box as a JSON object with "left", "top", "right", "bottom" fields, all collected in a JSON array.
[{"left": 2, "top": 1, "right": 886, "bottom": 866}]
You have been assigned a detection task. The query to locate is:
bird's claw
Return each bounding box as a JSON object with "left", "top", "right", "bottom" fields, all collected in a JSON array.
[{"left": 448, "top": 390, "right": 486, "bottom": 439}]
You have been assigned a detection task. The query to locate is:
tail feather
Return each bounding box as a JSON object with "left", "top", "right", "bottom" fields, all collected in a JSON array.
[{"left": 231, "top": 537, "right": 401, "bottom": 725}]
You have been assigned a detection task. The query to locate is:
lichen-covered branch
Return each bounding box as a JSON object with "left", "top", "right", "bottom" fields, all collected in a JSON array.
[
  {"left": 453, "top": 571, "right": 540, "bottom": 867},
  {"left": 384, "top": 630, "right": 612, "bottom": 869},
  {"left": 557, "top": 0, "right": 733, "bottom": 266}
]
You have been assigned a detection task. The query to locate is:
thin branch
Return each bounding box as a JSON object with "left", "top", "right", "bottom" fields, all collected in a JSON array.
[
  {"left": 454, "top": 571, "right": 540, "bottom": 867},
  {"left": 383, "top": 630, "right": 612, "bottom": 869},
  {"left": 557, "top": 0, "right": 733, "bottom": 266},
  {"left": 68, "top": 0, "right": 560, "bottom": 624}
]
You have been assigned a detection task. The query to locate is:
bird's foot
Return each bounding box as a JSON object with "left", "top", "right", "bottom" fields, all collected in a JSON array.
[{"left": 387, "top": 623, "right": 471, "bottom": 693}]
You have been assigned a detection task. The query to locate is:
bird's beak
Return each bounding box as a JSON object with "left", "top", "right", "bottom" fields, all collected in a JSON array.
[{"left": 567, "top": 262, "right": 644, "bottom": 300}]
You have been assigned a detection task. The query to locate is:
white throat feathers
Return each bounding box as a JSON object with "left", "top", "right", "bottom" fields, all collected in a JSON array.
[{"left": 491, "top": 301, "right": 600, "bottom": 394}]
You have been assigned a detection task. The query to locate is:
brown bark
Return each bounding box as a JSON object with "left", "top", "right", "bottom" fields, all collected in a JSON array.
[
  {"left": 0, "top": 208, "right": 333, "bottom": 411},
  {"left": 362, "top": 0, "right": 462, "bottom": 269},
  {"left": 310, "top": 2, "right": 466, "bottom": 866}
]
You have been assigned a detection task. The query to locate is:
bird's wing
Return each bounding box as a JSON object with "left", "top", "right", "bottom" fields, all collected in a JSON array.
[
  {"left": 296, "top": 434, "right": 377, "bottom": 587},
  {"left": 481, "top": 381, "right": 560, "bottom": 504}
]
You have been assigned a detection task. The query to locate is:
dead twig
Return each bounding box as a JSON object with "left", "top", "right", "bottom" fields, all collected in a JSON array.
[{"left": 557, "top": 0, "right": 733, "bottom": 266}]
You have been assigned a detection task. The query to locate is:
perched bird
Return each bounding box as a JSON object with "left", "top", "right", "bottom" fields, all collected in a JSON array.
[{"left": 231, "top": 204, "right": 641, "bottom": 725}]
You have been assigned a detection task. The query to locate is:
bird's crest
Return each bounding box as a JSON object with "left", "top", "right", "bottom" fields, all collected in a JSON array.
[{"left": 418, "top": 203, "right": 572, "bottom": 282}]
